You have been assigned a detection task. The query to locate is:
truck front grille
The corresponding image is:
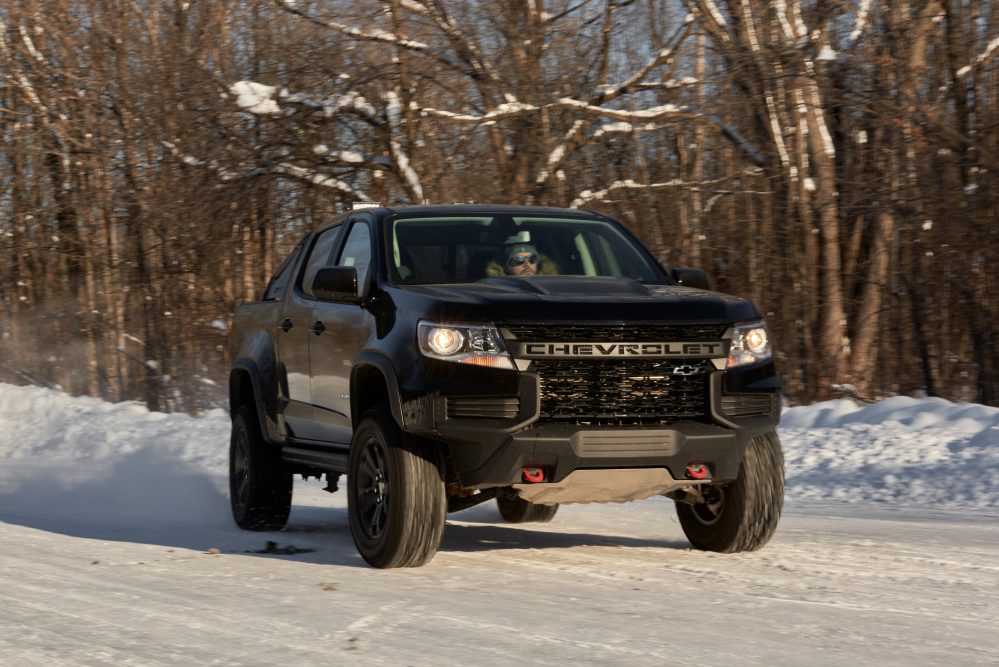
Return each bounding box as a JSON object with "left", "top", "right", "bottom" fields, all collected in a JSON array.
[{"left": 531, "top": 358, "right": 712, "bottom": 425}]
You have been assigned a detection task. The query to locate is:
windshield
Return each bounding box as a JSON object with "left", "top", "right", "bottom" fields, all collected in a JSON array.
[{"left": 386, "top": 214, "right": 665, "bottom": 285}]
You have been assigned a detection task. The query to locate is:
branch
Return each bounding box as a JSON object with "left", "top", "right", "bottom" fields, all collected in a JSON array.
[
  {"left": 273, "top": 0, "right": 430, "bottom": 51},
  {"left": 569, "top": 170, "right": 764, "bottom": 208},
  {"left": 400, "top": 0, "right": 503, "bottom": 89},
  {"left": 385, "top": 90, "right": 424, "bottom": 202},
  {"left": 555, "top": 98, "right": 702, "bottom": 122},
  {"left": 846, "top": 0, "right": 874, "bottom": 46},
  {"left": 536, "top": 19, "right": 695, "bottom": 188},
  {"left": 412, "top": 99, "right": 539, "bottom": 123},
  {"left": 272, "top": 163, "right": 371, "bottom": 200},
  {"left": 956, "top": 35, "right": 999, "bottom": 79},
  {"left": 413, "top": 95, "right": 765, "bottom": 168},
  {"left": 161, "top": 141, "right": 371, "bottom": 200},
  {"left": 683, "top": 0, "right": 732, "bottom": 45},
  {"left": 0, "top": 17, "right": 67, "bottom": 147}
]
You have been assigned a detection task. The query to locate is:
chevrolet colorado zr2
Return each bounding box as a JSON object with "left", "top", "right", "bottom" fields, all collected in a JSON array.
[{"left": 228, "top": 205, "right": 784, "bottom": 568}]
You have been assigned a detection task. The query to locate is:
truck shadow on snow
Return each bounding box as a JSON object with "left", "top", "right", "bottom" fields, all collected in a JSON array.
[
  {"left": 0, "top": 451, "right": 689, "bottom": 566},
  {"left": 440, "top": 523, "right": 689, "bottom": 554}
]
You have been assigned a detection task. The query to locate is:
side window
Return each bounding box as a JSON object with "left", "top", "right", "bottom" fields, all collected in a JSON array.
[
  {"left": 336, "top": 222, "right": 372, "bottom": 289},
  {"left": 263, "top": 244, "right": 303, "bottom": 301},
  {"left": 300, "top": 225, "right": 342, "bottom": 298}
]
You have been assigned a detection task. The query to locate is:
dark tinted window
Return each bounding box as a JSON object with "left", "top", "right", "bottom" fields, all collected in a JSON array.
[
  {"left": 336, "top": 222, "right": 372, "bottom": 288},
  {"left": 262, "top": 243, "right": 303, "bottom": 301},
  {"left": 300, "top": 225, "right": 342, "bottom": 298}
]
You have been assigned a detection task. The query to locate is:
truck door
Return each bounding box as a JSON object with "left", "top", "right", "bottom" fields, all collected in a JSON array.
[
  {"left": 309, "top": 218, "right": 374, "bottom": 444},
  {"left": 278, "top": 223, "right": 342, "bottom": 441}
]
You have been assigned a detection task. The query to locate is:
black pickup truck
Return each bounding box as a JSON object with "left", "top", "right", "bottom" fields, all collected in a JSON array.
[{"left": 228, "top": 204, "right": 783, "bottom": 568}]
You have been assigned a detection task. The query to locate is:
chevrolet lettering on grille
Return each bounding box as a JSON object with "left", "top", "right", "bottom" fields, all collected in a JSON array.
[{"left": 516, "top": 341, "right": 725, "bottom": 358}]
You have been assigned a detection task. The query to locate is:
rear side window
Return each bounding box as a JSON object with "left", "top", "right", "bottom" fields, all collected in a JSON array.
[{"left": 262, "top": 244, "right": 303, "bottom": 301}]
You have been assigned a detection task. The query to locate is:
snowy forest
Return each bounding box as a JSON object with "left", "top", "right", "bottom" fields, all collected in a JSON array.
[{"left": 1, "top": 0, "right": 996, "bottom": 413}]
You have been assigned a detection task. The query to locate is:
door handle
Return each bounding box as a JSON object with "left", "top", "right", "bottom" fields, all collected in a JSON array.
[
  {"left": 279, "top": 318, "right": 293, "bottom": 332},
  {"left": 310, "top": 320, "right": 326, "bottom": 336}
]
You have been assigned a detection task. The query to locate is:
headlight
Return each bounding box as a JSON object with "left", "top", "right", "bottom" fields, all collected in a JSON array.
[
  {"left": 417, "top": 321, "right": 515, "bottom": 370},
  {"left": 727, "top": 322, "right": 771, "bottom": 368}
]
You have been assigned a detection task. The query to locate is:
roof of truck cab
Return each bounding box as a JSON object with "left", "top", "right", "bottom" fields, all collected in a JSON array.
[{"left": 362, "top": 204, "right": 609, "bottom": 218}]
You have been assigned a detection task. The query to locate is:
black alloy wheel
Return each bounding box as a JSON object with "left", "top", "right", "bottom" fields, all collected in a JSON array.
[
  {"left": 347, "top": 408, "right": 446, "bottom": 568},
  {"left": 353, "top": 435, "right": 391, "bottom": 542}
]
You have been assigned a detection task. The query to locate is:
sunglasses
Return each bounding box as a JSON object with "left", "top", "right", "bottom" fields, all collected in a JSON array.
[{"left": 507, "top": 253, "right": 539, "bottom": 267}]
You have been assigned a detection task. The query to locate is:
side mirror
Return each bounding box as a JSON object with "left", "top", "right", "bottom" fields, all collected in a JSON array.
[
  {"left": 671, "top": 267, "right": 712, "bottom": 290},
  {"left": 312, "top": 266, "right": 359, "bottom": 302}
]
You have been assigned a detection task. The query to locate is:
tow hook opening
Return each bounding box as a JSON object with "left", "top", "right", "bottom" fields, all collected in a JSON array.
[
  {"left": 685, "top": 464, "right": 710, "bottom": 480},
  {"left": 521, "top": 467, "right": 546, "bottom": 483}
]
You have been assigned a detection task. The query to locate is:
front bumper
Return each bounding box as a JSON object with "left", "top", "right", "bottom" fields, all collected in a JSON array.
[{"left": 402, "top": 370, "right": 780, "bottom": 489}]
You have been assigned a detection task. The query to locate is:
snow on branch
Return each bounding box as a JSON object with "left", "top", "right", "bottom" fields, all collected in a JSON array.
[
  {"left": 535, "top": 120, "right": 664, "bottom": 188},
  {"left": 17, "top": 24, "right": 45, "bottom": 63},
  {"left": 272, "top": 163, "right": 371, "bottom": 200},
  {"left": 230, "top": 81, "right": 281, "bottom": 115},
  {"left": 274, "top": 0, "right": 430, "bottom": 51},
  {"left": 684, "top": 0, "right": 731, "bottom": 44},
  {"left": 847, "top": 0, "right": 873, "bottom": 46},
  {"left": 416, "top": 93, "right": 765, "bottom": 182},
  {"left": 570, "top": 170, "right": 766, "bottom": 208},
  {"left": 571, "top": 179, "right": 685, "bottom": 208},
  {"left": 311, "top": 146, "right": 367, "bottom": 165},
  {"left": 556, "top": 98, "right": 699, "bottom": 122},
  {"left": 0, "top": 20, "right": 45, "bottom": 115},
  {"left": 162, "top": 141, "right": 371, "bottom": 200},
  {"left": 385, "top": 91, "right": 424, "bottom": 203},
  {"left": 956, "top": 35, "right": 999, "bottom": 79},
  {"left": 634, "top": 78, "right": 700, "bottom": 91},
  {"left": 412, "top": 100, "right": 538, "bottom": 124},
  {"left": 415, "top": 98, "right": 701, "bottom": 126},
  {"left": 0, "top": 18, "right": 68, "bottom": 149},
  {"left": 229, "top": 81, "right": 381, "bottom": 125},
  {"left": 590, "top": 121, "right": 662, "bottom": 140}
]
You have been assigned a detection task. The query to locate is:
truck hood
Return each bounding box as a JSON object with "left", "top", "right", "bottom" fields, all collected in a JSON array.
[{"left": 388, "top": 276, "right": 761, "bottom": 323}]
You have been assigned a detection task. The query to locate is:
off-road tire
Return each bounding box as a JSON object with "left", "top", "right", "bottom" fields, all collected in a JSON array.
[
  {"left": 229, "top": 403, "right": 292, "bottom": 531},
  {"left": 496, "top": 492, "right": 560, "bottom": 523},
  {"left": 675, "top": 430, "right": 784, "bottom": 552},
  {"left": 348, "top": 408, "right": 447, "bottom": 568}
]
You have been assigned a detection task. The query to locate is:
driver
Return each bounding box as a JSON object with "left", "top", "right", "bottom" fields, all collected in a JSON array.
[{"left": 486, "top": 241, "right": 557, "bottom": 277}]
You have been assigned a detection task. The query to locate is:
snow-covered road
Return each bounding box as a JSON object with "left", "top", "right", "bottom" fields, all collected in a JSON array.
[
  {"left": 1, "top": 383, "right": 997, "bottom": 665},
  {"left": 2, "top": 494, "right": 996, "bottom": 666}
]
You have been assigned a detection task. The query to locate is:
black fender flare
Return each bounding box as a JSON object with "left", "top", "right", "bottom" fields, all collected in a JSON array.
[
  {"left": 351, "top": 351, "right": 404, "bottom": 430},
  {"left": 230, "top": 330, "right": 283, "bottom": 443}
]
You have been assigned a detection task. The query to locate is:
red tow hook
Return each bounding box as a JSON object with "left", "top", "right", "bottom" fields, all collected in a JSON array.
[
  {"left": 685, "top": 464, "right": 710, "bottom": 480},
  {"left": 522, "top": 467, "right": 545, "bottom": 483}
]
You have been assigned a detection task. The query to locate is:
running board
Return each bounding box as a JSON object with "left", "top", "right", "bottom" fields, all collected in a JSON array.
[{"left": 282, "top": 446, "right": 349, "bottom": 474}]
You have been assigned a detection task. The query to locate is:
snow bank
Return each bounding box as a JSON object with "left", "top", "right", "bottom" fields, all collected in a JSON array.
[
  {"left": 781, "top": 398, "right": 999, "bottom": 509},
  {"left": 0, "top": 384, "right": 230, "bottom": 530},
  {"left": 0, "top": 384, "right": 996, "bottom": 533}
]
